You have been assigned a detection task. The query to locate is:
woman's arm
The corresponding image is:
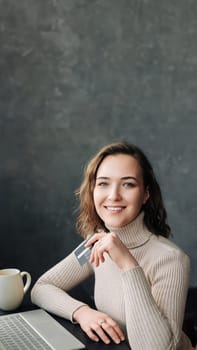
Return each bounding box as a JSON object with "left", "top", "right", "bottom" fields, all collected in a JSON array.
[
  {"left": 31, "top": 250, "right": 126, "bottom": 345},
  {"left": 122, "top": 252, "right": 190, "bottom": 350},
  {"left": 31, "top": 252, "right": 93, "bottom": 321}
]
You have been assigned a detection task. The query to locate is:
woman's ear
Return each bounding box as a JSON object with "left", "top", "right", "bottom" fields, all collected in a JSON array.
[{"left": 143, "top": 187, "right": 150, "bottom": 204}]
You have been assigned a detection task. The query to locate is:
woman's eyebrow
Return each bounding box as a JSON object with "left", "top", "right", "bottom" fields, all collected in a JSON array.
[
  {"left": 121, "top": 176, "right": 137, "bottom": 181},
  {"left": 96, "top": 176, "right": 137, "bottom": 181},
  {"left": 96, "top": 176, "right": 109, "bottom": 180}
]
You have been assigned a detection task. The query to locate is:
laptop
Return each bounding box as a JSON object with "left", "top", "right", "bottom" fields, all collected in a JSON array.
[{"left": 0, "top": 308, "right": 85, "bottom": 350}]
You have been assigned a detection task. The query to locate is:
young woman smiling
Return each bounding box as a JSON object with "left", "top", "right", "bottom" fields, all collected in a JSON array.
[{"left": 31, "top": 142, "right": 193, "bottom": 350}]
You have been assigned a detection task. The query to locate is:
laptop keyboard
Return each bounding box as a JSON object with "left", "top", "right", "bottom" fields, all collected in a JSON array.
[{"left": 0, "top": 313, "right": 53, "bottom": 350}]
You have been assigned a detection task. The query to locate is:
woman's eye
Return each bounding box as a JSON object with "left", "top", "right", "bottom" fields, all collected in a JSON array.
[
  {"left": 97, "top": 182, "right": 108, "bottom": 187},
  {"left": 123, "top": 182, "right": 136, "bottom": 188}
]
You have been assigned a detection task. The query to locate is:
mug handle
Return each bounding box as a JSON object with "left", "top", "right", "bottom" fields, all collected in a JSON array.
[{"left": 20, "top": 271, "right": 32, "bottom": 294}]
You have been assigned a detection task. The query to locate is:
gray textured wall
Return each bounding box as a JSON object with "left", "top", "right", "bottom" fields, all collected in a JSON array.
[{"left": 0, "top": 0, "right": 196, "bottom": 286}]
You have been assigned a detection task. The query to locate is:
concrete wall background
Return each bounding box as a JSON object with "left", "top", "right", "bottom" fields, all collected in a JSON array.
[{"left": 0, "top": 0, "right": 196, "bottom": 286}]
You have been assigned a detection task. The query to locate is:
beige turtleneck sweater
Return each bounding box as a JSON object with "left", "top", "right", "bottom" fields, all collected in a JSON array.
[{"left": 31, "top": 212, "right": 193, "bottom": 350}]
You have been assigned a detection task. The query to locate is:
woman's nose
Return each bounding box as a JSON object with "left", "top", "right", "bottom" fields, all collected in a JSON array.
[{"left": 108, "top": 185, "right": 121, "bottom": 200}]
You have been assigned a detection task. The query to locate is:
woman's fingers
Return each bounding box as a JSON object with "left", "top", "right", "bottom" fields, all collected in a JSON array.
[
  {"left": 89, "top": 240, "right": 106, "bottom": 266},
  {"left": 106, "top": 317, "right": 125, "bottom": 342},
  {"left": 85, "top": 319, "right": 125, "bottom": 344},
  {"left": 98, "top": 320, "right": 121, "bottom": 344},
  {"left": 92, "top": 322, "right": 111, "bottom": 344},
  {"left": 85, "top": 326, "right": 100, "bottom": 342},
  {"left": 85, "top": 232, "right": 106, "bottom": 248},
  {"left": 86, "top": 233, "right": 105, "bottom": 266}
]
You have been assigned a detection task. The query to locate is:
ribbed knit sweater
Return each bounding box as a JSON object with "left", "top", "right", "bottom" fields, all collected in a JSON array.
[{"left": 31, "top": 212, "right": 193, "bottom": 350}]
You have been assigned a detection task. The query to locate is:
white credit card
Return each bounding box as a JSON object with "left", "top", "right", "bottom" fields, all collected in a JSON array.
[{"left": 74, "top": 235, "right": 94, "bottom": 266}]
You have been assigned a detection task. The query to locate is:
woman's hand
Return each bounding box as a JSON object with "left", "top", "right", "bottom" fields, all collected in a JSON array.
[
  {"left": 86, "top": 232, "right": 138, "bottom": 270},
  {"left": 73, "top": 305, "right": 125, "bottom": 344}
]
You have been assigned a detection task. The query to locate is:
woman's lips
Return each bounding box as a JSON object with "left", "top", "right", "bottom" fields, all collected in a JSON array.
[{"left": 104, "top": 206, "right": 126, "bottom": 212}]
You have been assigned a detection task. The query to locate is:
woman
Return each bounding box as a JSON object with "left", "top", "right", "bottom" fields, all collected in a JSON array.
[{"left": 31, "top": 141, "right": 193, "bottom": 349}]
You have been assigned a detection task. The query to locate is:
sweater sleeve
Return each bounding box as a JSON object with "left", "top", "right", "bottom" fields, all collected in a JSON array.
[
  {"left": 31, "top": 252, "right": 93, "bottom": 321},
  {"left": 121, "top": 251, "right": 190, "bottom": 350}
]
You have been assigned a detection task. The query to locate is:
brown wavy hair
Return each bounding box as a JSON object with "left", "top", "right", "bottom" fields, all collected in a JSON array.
[{"left": 76, "top": 141, "right": 171, "bottom": 238}]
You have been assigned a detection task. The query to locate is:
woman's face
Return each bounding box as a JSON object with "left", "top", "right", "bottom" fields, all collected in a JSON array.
[{"left": 93, "top": 154, "right": 149, "bottom": 228}]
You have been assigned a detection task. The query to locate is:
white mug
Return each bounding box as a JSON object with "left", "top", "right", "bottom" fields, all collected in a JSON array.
[{"left": 0, "top": 268, "right": 31, "bottom": 311}]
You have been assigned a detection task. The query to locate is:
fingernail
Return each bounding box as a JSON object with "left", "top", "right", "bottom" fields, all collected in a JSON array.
[{"left": 115, "top": 340, "right": 120, "bottom": 344}]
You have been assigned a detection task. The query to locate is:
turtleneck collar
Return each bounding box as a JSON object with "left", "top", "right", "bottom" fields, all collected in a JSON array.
[{"left": 106, "top": 211, "right": 152, "bottom": 248}]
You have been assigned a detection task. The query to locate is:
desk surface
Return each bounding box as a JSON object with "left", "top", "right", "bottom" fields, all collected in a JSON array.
[{"left": 0, "top": 296, "right": 130, "bottom": 350}]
